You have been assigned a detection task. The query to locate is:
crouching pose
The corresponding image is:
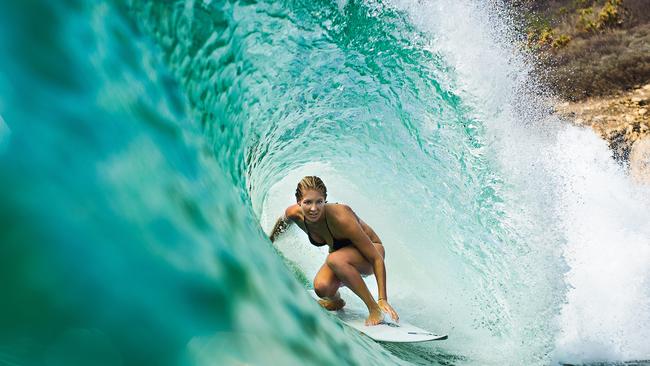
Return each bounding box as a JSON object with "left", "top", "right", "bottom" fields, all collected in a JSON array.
[{"left": 270, "top": 176, "right": 399, "bottom": 325}]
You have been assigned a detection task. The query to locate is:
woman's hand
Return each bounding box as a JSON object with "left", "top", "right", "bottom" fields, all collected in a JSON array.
[{"left": 377, "top": 299, "right": 399, "bottom": 323}]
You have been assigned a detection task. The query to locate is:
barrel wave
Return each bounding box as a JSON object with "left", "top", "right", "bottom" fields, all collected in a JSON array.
[{"left": 1, "top": 0, "right": 649, "bottom": 365}]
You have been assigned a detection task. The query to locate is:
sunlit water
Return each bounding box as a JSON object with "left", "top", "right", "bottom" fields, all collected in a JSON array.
[{"left": 1, "top": 0, "right": 649, "bottom": 365}]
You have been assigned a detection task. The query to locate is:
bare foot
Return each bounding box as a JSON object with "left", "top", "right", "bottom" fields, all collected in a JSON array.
[
  {"left": 365, "top": 306, "right": 383, "bottom": 326},
  {"left": 318, "top": 297, "right": 345, "bottom": 311}
]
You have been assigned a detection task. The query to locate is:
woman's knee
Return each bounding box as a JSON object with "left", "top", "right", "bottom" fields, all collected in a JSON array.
[{"left": 314, "top": 278, "right": 338, "bottom": 297}]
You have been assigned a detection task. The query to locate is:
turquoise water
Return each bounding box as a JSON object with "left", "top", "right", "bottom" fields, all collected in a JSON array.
[{"left": 2, "top": 0, "right": 650, "bottom": 365}]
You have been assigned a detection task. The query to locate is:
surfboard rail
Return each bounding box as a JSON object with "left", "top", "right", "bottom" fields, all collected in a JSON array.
[{"left": 308, "top": 290, "right": 448, "bottom": 343}]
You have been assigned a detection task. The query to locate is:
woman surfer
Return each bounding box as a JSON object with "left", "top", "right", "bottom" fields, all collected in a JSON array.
[{"left": 269, "top": 176, "right": 399, "bottom": 326}]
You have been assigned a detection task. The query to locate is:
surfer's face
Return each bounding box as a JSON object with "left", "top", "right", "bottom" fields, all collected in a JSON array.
[{"left": 299, "top": 189, "right": 326, "bottom": 222}]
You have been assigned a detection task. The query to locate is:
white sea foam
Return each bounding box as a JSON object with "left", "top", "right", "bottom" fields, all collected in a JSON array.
[
  {"left": 549, "top": 126, "right": 650, "bottom": 363},
  {"left": 386, "top": 0, "right": 650, "bottom": 363}
]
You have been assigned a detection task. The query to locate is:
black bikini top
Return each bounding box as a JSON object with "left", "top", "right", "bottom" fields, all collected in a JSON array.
[{"left": 303, "top": 205, "right": 353, "bottom": 251}]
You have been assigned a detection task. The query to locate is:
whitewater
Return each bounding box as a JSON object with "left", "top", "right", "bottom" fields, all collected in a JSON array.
[{"left": 0, "top": 0, "right": 649, "bottom": 365}]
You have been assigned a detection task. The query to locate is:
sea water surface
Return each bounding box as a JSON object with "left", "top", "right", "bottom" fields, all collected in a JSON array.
[{"left": 1, "top": 0, "right": 649, "bottom": 365}]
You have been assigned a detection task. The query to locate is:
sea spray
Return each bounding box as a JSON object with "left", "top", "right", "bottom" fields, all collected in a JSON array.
[{"left": 387, "top": 0, "right": 650, "bottom": 363}]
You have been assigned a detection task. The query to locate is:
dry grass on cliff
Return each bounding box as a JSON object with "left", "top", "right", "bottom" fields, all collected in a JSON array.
[
  {"left": 522, "top": 0, "right": 650, "bottom": 101},
  {"left": 544, "top": 24, "right": 650, "bottom": 100}
]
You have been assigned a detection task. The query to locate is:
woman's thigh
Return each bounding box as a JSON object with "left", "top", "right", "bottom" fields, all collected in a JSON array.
[{"left": 327, "top": 243, "right": 385, "bottom": 276}]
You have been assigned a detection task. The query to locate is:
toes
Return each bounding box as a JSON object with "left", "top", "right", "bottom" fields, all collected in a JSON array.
[
  {"left": 365, "top": 317, "right": 381, "bottom": 326},
  {"left": 318, "top": 298, "right": 345, "bottom": 311}
]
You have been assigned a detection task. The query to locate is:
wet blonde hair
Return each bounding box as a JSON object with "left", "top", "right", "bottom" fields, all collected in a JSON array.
[{"left": 295, "top": 176, "right": 327, "bottom": 202}]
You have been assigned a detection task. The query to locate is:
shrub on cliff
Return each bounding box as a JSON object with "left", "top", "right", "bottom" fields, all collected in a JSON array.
[
  {"left": 519, "top": 0, "right": 650, "bottom": 100},
  {"left": 543, "top": 25, "right": 650, "bottom": 100}
]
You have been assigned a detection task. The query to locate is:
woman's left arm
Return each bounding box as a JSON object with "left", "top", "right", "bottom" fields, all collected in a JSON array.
[{"left": 337, "top": 208, "right": 399, "bottom": 321}]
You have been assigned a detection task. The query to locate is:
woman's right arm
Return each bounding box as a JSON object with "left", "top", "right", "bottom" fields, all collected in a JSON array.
[
  {"left": 269, "top": 207, "right": 296, "bottom": 242},
  {"left": 269, "top": 215, "right": 291, "bottom": 242}
]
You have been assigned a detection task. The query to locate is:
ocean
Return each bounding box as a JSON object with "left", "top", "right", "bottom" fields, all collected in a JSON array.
[{"left": 1, "top": 0, "right": 649, "bottom": 365}]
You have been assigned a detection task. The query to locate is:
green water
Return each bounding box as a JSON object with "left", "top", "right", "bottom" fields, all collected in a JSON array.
[{"left": 3, "top": 0, "right": 648, "bottom": 365}]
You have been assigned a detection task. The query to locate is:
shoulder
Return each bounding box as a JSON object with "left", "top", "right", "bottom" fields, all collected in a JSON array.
[
  {"left": 327, "top": 204, "right": 365, "bottom": 239},
  {"left": 327, "top": 203, "right": 352, "bottom": 215},
  {"left": 284, "top": 204, "right": 302, "bottom": 222},
  {"left": 326, "top": 203, "right": 357, "bottom": 226}
]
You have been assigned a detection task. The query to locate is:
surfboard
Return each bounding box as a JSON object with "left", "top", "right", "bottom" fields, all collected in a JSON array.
[{"left": 309, "top": 290, "right": 448, "bottom": 343}]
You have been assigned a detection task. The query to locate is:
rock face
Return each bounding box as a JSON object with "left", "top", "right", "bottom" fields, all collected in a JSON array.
[
  {"left": 518, "top": 0, "right": 650, "bottom": 184},
  {"left": 630, "top": 137, "right": 650, "bottom": 184},
  {"left": 555, "top": 83, "right": 650, "bottom": 168}
]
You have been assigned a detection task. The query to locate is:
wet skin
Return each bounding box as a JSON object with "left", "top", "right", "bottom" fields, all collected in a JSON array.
[{"left": 284, "top": 189, "right": 399, "bottom": 325}]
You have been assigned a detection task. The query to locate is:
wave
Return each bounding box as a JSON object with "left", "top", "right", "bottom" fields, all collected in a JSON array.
[{"left": 1, "top": 0, "right": 649, "bottom": 365}]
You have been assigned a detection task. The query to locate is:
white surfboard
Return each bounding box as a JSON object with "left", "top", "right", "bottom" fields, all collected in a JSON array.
[{"left": 309, "top": 291, "right": 448, "bottom": 343}]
